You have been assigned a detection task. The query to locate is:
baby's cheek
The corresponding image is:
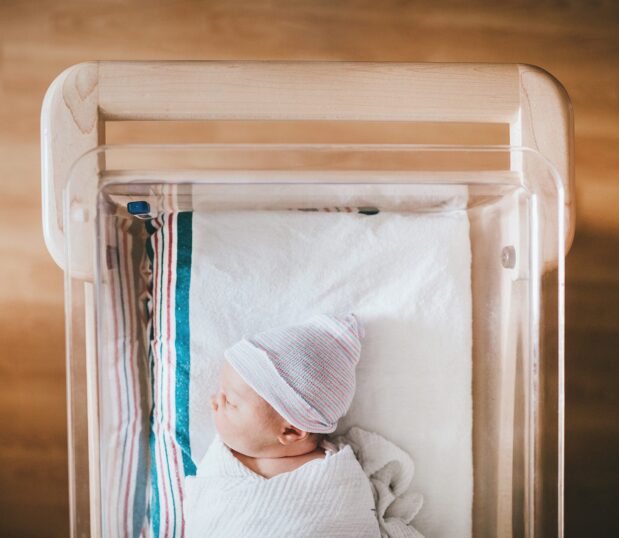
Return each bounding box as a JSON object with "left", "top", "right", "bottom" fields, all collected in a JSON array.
[
  {"left": 254, "top": 404, "right": 281, "bottom": 433},
  {"left": 212, "top": 407, "right": 227, "bottom": 434},
  {"left": 214, "top": 406, "right": 239, "bottom": 437}
]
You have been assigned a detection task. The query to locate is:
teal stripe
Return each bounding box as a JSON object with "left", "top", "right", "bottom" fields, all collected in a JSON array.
[
  {"left": 148, "top": 430, "right": 160, "bottom": 536},
  {"left": 174, "top": 211, "right": 196, "bottom": 476}
]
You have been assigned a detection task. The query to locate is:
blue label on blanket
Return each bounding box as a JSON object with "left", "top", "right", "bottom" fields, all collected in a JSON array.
[{"left": 128, "top": 200, "right": 151, "bottom": 216}]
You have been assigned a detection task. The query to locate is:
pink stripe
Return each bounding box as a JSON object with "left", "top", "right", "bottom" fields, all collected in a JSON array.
[
  {"left": 314, "top": 321, "right": 357, "bottom": 369},
  {"left": 336, "top": 316, "right": 362, "bottom": 351},
  {"left": 322, "top": 317, "right": 357, "bottom": 358},
  {"left": 165, "top": 213, "right": 174, "bottom": 457},
  {"left": 153, "top": 225, "right": 170, "bottom": 538}
]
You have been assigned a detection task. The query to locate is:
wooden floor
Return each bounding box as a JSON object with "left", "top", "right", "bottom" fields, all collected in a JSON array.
[{"left": 0, "top": 1, "right": 617, "bottom": 536}]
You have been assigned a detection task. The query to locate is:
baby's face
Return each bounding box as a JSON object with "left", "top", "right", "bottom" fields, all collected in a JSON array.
[{"left": 211, "top": 361, "right": 284, "bottom": 457}]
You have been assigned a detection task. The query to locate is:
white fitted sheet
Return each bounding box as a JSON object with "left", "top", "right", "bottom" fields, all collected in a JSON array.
[{"left": 188, "top": 208, "right": 472, "bottom": 537}]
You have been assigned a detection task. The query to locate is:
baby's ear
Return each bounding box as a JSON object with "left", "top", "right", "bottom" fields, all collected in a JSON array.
[{"left": 277, "top": 424, "right": 310, "bottom": 446}]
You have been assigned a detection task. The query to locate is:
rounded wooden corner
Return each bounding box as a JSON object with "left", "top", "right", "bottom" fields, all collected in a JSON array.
[{"left": 41, "top": 62, "right": 101, "bottom": 270}]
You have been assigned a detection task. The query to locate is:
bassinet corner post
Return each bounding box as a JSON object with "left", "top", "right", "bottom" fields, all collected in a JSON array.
[{"left": 41, "top": 61, "right": 105, "bottom": 538}]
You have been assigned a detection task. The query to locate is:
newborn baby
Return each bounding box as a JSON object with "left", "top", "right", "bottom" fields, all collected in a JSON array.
[{"left": 184, "top": 313, "right": 381, "bottom": 537}]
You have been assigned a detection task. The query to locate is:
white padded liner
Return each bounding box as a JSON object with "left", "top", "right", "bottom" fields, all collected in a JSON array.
[{"left": 188, "top": 206, "right": 472, "bottom": 537}]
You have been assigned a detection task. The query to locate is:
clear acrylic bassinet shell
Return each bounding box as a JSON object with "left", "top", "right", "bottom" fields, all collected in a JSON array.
[{"left": 41, "top": 62, "right": 574, "bottom": 538}]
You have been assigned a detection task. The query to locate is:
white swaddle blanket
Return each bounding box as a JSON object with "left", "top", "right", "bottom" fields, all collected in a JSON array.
[
  {"left": 184, "top": 431, "right": 381, "bottom": 538},
  {"left": 185, "top": 427, "right": 423, "bottom": 538}
]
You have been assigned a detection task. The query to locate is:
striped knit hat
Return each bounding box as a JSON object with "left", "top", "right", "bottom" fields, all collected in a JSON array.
[{"left": 224, "top": 313, "right": 365, "bottom": 434}]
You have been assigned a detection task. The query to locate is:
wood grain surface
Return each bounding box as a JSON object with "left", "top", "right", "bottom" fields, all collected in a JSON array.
[{"left": 1, "top": 1, "right": 617, "bottom": 537}]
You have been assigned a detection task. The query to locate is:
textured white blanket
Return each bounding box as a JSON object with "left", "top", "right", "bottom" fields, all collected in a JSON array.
[
  {"left": 334, "top": 427, "right": 424, "bottom": 538},
  {"left": 184, "top": 434, "right": 381, "bottom": 537}
]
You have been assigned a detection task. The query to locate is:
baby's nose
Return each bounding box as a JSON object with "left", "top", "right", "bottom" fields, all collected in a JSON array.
[{"left": 210, "top": 394, "right": 219, "bottom": 411}]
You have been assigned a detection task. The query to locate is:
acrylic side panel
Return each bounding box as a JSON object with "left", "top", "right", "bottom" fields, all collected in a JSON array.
[
  {"left": 470, "top": 186, "right": 534, "bottom": 538},
  {"left": 468, "top": 158, "right": 563, "bottom": 537},
  {"left": 42, "top": 61, "right": 571, "bottom": 538},
  {"left": 62, "top": 145, "right": 565, "bottom": 538}
]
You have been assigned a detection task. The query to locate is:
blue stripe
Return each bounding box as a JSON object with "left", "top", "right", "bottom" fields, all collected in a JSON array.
[
  {"left": 148, "top": 432, "right": 160, "bottom": 537},
  {"left": 174, "top": 211, "right": 197, "bottom": 477}
]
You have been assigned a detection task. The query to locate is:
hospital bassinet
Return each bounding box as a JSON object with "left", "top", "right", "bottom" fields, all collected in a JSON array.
[{"left": 41, "top": 62, "right": 574, "bottom": 538}]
